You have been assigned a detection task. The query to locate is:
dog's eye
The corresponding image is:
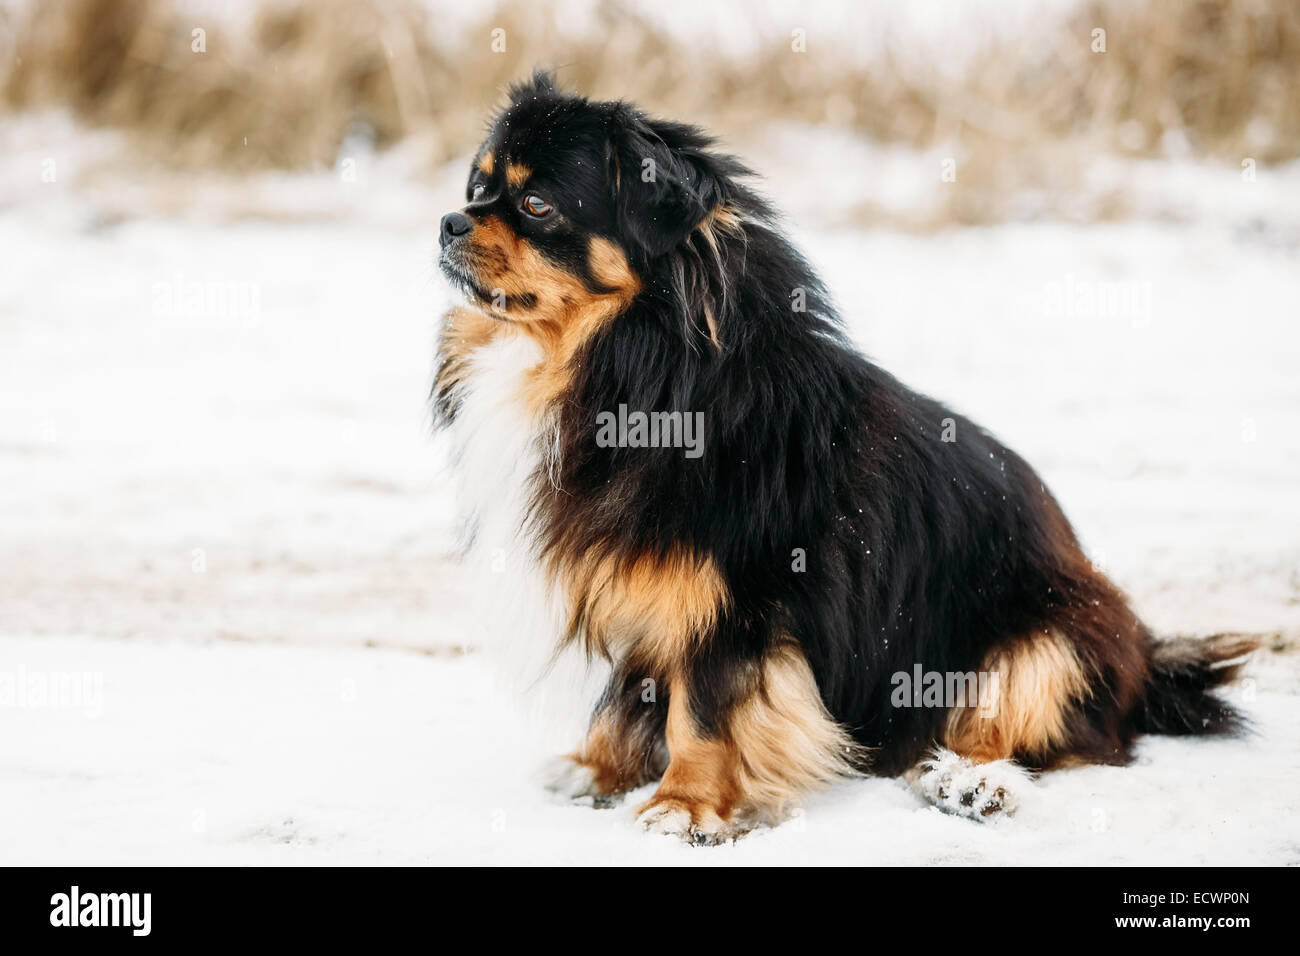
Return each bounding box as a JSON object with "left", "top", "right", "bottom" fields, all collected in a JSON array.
[
  {"left": 522, "top": 195, "right": 553, "bottom": 218},
  {"left": 470, "top": 183, "right": 486, "bottom": 201}
]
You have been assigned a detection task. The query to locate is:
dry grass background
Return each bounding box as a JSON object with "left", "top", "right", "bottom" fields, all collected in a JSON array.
[{"left": 3, "top": 0, "right": 1298, "bottom": 224}]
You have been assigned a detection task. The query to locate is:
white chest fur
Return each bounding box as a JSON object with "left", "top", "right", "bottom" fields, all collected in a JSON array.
[{"left": 441, "top": 331, "right": 607, "bottom": 744}]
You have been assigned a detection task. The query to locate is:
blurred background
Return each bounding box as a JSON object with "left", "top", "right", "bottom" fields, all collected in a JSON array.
[
  {"left": 3, "top": 0, "right": 1300, "bottom": 867},
  {"left": 2, "top": 0, "right": 1298, "bottom": 651}
]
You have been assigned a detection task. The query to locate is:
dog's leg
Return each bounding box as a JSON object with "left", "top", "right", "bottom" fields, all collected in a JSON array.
[
  {"left": 545, "top": 670, "right": 668, "bottom": 807},
  {"left": 544, "top": 713, "right": 665, "bottom": 808},
  {"left": 633, "top": 686, "right": 743, "bottom": 842},
  {"left": 910, "top": 629, "right": 1091, "bottom": 819},
  {"left": 636, "top": 643, "right": 860, "bottom": 844}
]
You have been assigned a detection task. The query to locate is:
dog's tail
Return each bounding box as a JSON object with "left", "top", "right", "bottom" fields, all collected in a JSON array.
[{"left": 1136, "top": 634, "right": 1259, "bottom": 736}]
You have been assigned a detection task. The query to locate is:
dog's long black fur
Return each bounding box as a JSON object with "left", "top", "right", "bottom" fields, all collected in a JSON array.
[{"left": 435, "top": 73, "right": 1254, "bottom": 824}]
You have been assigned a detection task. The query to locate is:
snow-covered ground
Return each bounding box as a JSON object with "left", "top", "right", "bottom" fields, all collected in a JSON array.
[
  {"left": 2, "top": 114, "right": 1298, "bottom": 864},
  {"left": 4, "top": 633, "right": 1296, "bottom": 865}
]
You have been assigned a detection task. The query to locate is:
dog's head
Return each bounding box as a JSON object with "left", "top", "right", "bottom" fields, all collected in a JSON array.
[{"left": 438, "top": 72, "right": 746, "bottom": 331}]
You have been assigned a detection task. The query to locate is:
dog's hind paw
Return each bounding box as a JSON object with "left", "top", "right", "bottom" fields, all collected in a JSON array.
[{"left": 912, "top": 748, "right": 1030, "bottom": 821}]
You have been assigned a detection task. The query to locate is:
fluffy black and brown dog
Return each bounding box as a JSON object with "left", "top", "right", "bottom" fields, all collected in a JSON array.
[{"left": 433, "top": 73, "right": 1254, "bottom": 843}]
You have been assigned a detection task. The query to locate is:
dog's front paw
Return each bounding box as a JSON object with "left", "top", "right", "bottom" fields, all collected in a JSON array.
[
  {"left": 635, "top": 795, "right": 749, "bottom": 845},
  {"left": 542, "top": 756, "right": 622, "bottom": 808},
  {"left": 913, "top": 748, "right": 1029, "bottom": 821}
]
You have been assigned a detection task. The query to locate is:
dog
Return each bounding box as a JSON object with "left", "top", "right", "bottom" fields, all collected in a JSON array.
[{"left": 433, "top": 72, "right": 1255, "bottom": 844}]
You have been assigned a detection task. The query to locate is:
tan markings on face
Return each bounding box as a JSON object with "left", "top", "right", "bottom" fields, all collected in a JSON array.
[
  {"left": 554, "top": 546, "right": 728, "bottom": 662},
  {"left": 459, "top": 216, "right": 640, "bottom": 410},
  {"left": 636, "top": 643, "right": 861, "bottom": 829},
  {"left": 506, "top": 162, "right": 531, "bottom": 189},
  {"left": 943, "top": 629, "right": 1089, "bottom": 764},
  {"left": 477, "top": 151, "right": 494, "bottom": 176},
  {"left": 518, "top": 237, "right": 640, "bottom": 414},
  {"left": 460, "top": 215, "right": 516, "bottom": 282}
]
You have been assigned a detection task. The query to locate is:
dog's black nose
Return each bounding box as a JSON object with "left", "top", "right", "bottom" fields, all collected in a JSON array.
[{"left": 440, "top": 212, "right": 472, "bottom": 247}]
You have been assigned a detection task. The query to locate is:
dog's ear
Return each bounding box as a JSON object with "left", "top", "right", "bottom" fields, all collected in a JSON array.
[{"left": 607, "top": 108, "right": 725, "bottom": 258}]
